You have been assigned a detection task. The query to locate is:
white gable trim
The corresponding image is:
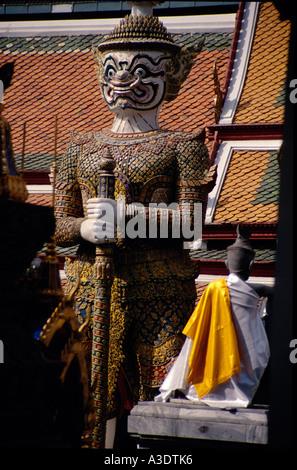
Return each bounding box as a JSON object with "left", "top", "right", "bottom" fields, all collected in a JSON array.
[
  {"left": 205, "top": 139, "right": 282, "bottom": 224},
  {"left": 27, "top": 184, "right": 52, "bottom": 193},
  {"left": 161, "top": 13, "right": 236, "bottom": 33},
  {"left": 0, "top": 13, "right": 236, "bottom": 37},
  {"left": 219, "top": 2, "right": 259, "bottom": 125},
  {"left": 197, "top": 274, "right": 275, "bottom": 286}
]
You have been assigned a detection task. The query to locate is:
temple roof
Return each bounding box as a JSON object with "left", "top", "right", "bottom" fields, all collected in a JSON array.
[
  {"left": 233, "top": 2, "right": 290, "bottom": 124},
  {"left": 204, "top": 2, "right": 289, "bottom": 233},
  {"left": 0, "top": 1, "right": 291, "bottom": 278},
  {"left": 212, "top": 149, "right": 280, "bottom": 224},
  {"left": 0, "top": 31, "right": 232, "bottom": 165},
  {"left": 196, "top": 1, "right": 290, "bottom": 279}
]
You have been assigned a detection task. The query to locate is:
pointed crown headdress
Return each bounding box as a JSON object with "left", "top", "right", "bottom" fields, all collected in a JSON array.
[
  {"left": 93, "top": 1, "right": 204, "bottom": 102},
  {"left": 227, "top": 225, "right": 255, "bottom": 256},
  {"left": 226, "top": 225, "right": 255, "bottom": 277}
]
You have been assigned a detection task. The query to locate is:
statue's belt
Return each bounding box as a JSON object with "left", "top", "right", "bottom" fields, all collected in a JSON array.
[{"left": 115, "top": 248, "right": 184, "bottom": 265}]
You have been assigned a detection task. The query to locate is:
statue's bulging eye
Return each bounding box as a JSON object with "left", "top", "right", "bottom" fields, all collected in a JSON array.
[
  {"left": 134, "top": 67, "right": 146, "bottom": 78},
  {"left": 105, "top": 66, "right": 115, "bottom": 79}
]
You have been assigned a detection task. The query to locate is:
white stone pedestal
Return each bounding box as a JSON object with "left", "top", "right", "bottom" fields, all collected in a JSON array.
[{"left": 128, "top": 399, "right": 268, "bottom": 447}]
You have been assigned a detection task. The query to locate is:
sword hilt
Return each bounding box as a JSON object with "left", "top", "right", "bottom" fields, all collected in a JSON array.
[{"left": 97, "top": 148, "right": 116, "bottom": 200}]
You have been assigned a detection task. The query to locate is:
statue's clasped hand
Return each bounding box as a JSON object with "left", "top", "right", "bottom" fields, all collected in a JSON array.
[{"left": 80, "top": 198, "right": 118, "bottom": 244}]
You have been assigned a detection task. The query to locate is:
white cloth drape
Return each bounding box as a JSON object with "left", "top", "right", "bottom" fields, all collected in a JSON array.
[{"left": 155, "top": 273, "right": 270, "bottom": 408}]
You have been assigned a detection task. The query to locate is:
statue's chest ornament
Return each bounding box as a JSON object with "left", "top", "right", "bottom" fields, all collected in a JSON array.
[{"left": 92, "top": 130, "right": 177, "bottom": 181}]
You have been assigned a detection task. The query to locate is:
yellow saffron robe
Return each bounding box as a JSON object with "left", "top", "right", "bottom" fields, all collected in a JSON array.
[{"left": 182, "top": 278, "right": 241, "bottom": 398}]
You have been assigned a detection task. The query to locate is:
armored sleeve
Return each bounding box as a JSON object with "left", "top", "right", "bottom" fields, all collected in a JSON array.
[
  {"left": 175, "top": 135, "right": 216, "bottom": 223},
  {"left": 54, "top": 140, "right": 84, "bottom": 247}
]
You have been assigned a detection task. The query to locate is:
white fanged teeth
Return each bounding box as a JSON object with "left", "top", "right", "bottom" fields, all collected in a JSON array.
[
  {"left": 111, "top": 85, "right": 132, "bottom": 94},
  {"left": 129, "top": 76, "right": 141, "bottom": 90},
  {"left": 109, "top": 84, "right": 147, "bottom": 97},
  {"left": 105, "top": 79, "right": 153, "bottom": 103},
  {"left": 115, "top": 86, "right": 131, "bottom": 92}
]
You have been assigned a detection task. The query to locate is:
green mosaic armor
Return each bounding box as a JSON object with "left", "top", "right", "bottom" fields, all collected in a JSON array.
[{"left": 55, "top": 127, "right": 214, "bottom": 417}]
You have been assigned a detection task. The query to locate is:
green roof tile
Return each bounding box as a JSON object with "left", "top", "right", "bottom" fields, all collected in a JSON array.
[
  {"left": 251, "top": 151, "right": 280, "bottom": 206},
  {"left": 14, "top": 153, "right": 63, "bottom": 171},
  {"left": 0, "top": 32, "right": 232, "bottom": 55},
  {"left": 191, "top": 247, "right": 276, "bottom": 263}
]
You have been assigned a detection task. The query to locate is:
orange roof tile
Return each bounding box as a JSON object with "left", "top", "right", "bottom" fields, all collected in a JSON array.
[
  {"left": 0, "top": 32, "right": 232, "bottom": 171},
  {"left": 234, "top": 2, "right": 290, "bottom": 124},
  {"left": 161, "top": 49, "right": 229, "bottom": 135},
  {"left": 27, "top": 193, "right": 53, "bottom": 206},
  {"left": 213, "top": 149, "right": 280, "bottom": 224}
]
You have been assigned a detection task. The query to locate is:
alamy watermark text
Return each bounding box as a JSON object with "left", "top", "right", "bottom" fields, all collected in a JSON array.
[{"left": 90, "top": 198, "right": 202, "bottom": 249}]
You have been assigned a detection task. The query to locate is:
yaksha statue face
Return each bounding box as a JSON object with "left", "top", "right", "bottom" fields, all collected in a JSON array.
[
  {"left": 100, "top": 50, "right": 171, "bottom": 111},
  {"left": 93, "top": 2, "right": 204, "bottom": 119}
]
